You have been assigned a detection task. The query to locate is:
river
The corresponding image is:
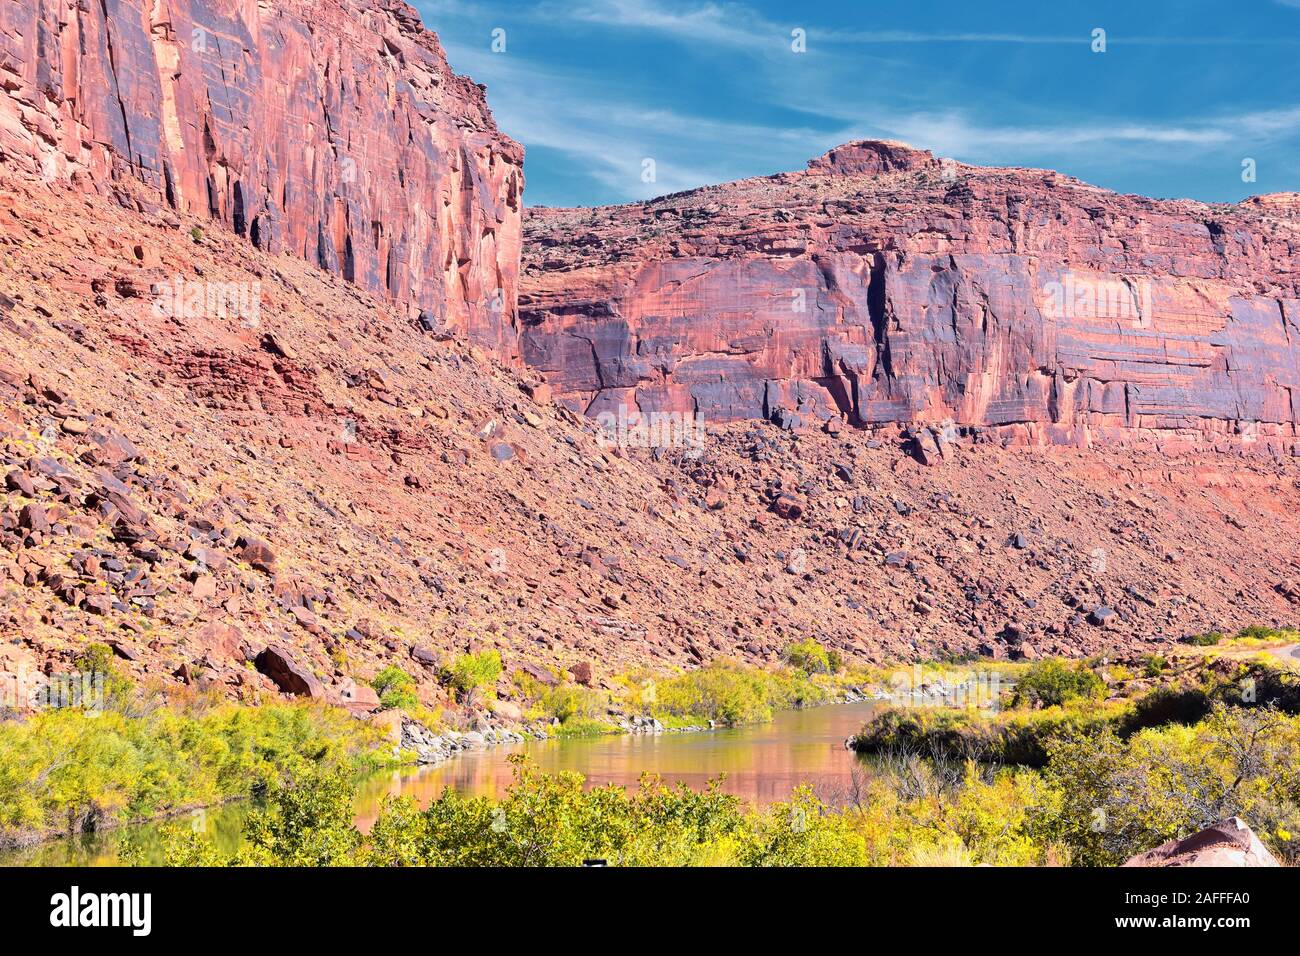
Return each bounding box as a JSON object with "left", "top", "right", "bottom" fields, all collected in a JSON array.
[{"left": 4, "top": 700, "right": 879, "bottom": 866}]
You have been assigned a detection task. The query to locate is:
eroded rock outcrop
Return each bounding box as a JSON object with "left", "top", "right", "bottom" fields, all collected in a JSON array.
[
  {"left": 521, "top": 142, "right": 1300, "bottom": 454},
  {"left": 0, "top": 0, "right": 524, "bottom": 355}
]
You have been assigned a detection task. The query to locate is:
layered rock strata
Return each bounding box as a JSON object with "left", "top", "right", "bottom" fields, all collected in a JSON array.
[
  {"left": 0, "top": 0, "right": 524, "bottom": 353},
  {"left": 522, "top": 141, "right": 1300, "bottom": 454}
]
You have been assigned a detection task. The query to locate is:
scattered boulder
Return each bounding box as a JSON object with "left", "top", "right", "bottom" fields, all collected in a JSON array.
[
  {"left": 82, "top": 593, "right": 113, "bottom": 615},
  {"left": 770, "top": 493, "right": 804, "bottom": 520},
  {"left": 570, "top": 660, "right": 593, "bottom": 686},
  {"left": 5, "top": 470, "right": 35, "bottom": 497},
  {"left": 410, "top": 645, "right": 438, "bottom": 667},
  {"left": 1014, "top": 641, "right": 1039, "bottom": 661},
  {"left": 771, "top": 407, "right": 802, "bottom": 431},
  {"left": 237, "top": 537, "right": 276, "bottom": 574},
  {"left": 523, "top": 381, "right": 552, "bottom": 405},
  {"left": 335, "top": 678, "right": 381, "bottom": 713},
  {"left": 1088, "top": 605, "right": 1118, "bottom": 627},
  {"left": 518, "top": 661, "right": 559, "bottom": 687},
  {"left": 255, "top": 645, "right": 325, "bottom": 698},
  {"left": 909, "top": 427, "right": 943, "bottom": 466},
  {"left": 490, "top": 698, "right": 524, "bottom": 722},
  {"left": 191, "top": 575, "right": 217, "bottom": 602},
  {"left": 18, "top": 503, "right": 49, "bottom": 533}
]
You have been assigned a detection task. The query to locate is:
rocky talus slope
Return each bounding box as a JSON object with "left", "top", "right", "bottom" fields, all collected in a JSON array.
[
  {"left": 0, "top": 0, "right": 524, "bottom": 355},
  {"left": 521, "top": 141, "right": 1300, "bottom": 455},
  {"left": 2, "top": 174, "right": 1300, "bottom": 710}
]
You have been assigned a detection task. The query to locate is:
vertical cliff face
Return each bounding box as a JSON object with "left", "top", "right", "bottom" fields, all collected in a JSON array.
[
  {"left": 0, "top": 0, "right": 524, "bottom": 356},
  {"left": 521, "top": 142, "right": 1300, "bottom": 455}
]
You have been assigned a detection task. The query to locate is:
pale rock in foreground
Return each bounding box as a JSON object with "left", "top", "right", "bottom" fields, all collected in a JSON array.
[{"left": 1122, "top": 818, "right": 1280, "bottom": 867}]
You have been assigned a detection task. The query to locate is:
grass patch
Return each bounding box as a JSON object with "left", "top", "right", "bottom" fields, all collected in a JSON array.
[{"left": 551, "top": 718, "right": 621, "bottom": 739}]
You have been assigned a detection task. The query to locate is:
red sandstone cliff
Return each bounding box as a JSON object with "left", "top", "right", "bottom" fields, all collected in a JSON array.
[
  {"left": 521, "top": 141, "right": 1300, "bottom": 455},
  {"left": 0, "top": 0, "right": 524, "bottom": 355}
]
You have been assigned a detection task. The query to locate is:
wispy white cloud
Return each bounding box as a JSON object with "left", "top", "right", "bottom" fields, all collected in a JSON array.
[
  {"left": 542, "top": 0, "right": 787, "bottom": 50},
  {"left": 833, "top": 106, "right": 1300, "bottom": 168},
  {"left": 539, "top": 2, "right": 1300, "bottom": 48},
  {"left": 821, "top": 29, "right": 1300, "bottom": 46},
  {"left": 427, "top": 0, "right": 1300, "bottom": 204},
  {"left": 443, "top": 39, "right": 816, "bottom": 199}
]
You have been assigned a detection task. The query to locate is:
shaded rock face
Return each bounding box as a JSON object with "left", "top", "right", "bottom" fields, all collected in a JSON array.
[
  {"left": 521, "top": 142, "right": 1300, "bottom": 455},
  {"left": 255, "top": 646, "right": 325, "bottom": 699},
  {"left": 0, "top": 0, "right": 524, "bottom": 356},
  {"left": 1123, "top": 818, "right": 1280, "bottom": 867}
]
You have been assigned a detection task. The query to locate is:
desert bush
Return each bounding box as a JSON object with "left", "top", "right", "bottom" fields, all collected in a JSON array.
[
  {"left": 0, "top": 702, "right": 390, "bottom": 848},
  {"left": 1009, "top": 659, "right": 1105, "bottom": 709},
  {"left": 782, "top": 639, "right": 839, "bottom": 675},
  {"left": 371, "top": 666, "right": 419, "bottom": 712},
  {"left": 445, "top": 651, "right": 503, "bottom": 706},
  {"left": 853, "top": 701, "right": 1127, "bottom": 767}
]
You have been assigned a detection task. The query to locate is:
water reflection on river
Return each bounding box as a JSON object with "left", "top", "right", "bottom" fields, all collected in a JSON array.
[{"left": 7, "top": 701, "right": 879, "bottom": 866}]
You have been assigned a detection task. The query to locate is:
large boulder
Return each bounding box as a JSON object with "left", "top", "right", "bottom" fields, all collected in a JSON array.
[
  {"left": 1122, "top": 818, "right": 1280, "bottom": 867},
  {"left": 254, "top": 645, "right": 325, "bottom": 699},
  {"left": 334, "top": 678, "right": 381, "bottom": 714}
]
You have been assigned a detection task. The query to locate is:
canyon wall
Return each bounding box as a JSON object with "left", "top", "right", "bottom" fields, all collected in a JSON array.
[
  {"left": 521, "top": 141, "right": 1300, "bottom": 454},
  {"left": 0, "top": 0, "right": 523, "bottom": 355}
]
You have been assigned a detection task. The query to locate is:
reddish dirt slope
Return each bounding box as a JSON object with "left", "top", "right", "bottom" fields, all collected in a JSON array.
[{"left": 2, "top": 173, "right": 1299, "bottom": 710}]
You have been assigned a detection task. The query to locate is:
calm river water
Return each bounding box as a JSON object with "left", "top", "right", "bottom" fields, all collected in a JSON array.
[{"left": 6, "top": 700, "right": 879, "bottom": 866}]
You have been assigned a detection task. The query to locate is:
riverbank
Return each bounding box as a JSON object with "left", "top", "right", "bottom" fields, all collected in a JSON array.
[
  {"left": 127, "top": 651, "right": 1300, "bottom": 867},
  {"left": 0, "top": 646, "right": 869, "bottom": 851},
  {"left": 10, "top": 647, "right": 1300, "bottom": 866}
]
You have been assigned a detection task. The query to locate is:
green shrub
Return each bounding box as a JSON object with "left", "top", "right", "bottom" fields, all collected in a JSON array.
[
  {"left": 1140, "top": 655, "right": 1169, "bottom": 678},
  {"left": 853, "top": 701, "right": 1127, "bottom": 767},
  {"left": 445, "top": 651, "right": 503, "bottom": 706},
  {"left": 1009, "top": 659, "right": 1105, "bottom": 708},
  {"left": 649, "top": 659, "right": 834, "bottom": 727},
  {"left": 1185, "top": 631, "right": 1226, "bottom": 646},
  {"left": 1237, "top": 625, "right": 1297, "bottom": 642},
  {"left": 371, "top": 667, "right": 418, "bottom": 712},
  {"left": 553, "top": 717, "right": 619, "bottom": 738},
  {"left": 653, "top": 660, "right": 774, "bottom": 725},
  {"left": 534, "top": 683, "right": 605, "bottom": 724},
  {"left": 1119, "top": 685, "right": 1214, "bottom": 734},
  {"left": 736, "top": 786, "right": 867, "bottom": 866},
  {"left": 782, "top": 639, "right": 838, "bottom": 675},
  {"left": 0, "top": 703, "right": 390, "bottom": 848},
  {"left": 238, "top": 767, "right": 361, "bottom": 866},
  {"left": 70, "top": 642, "right": 136, "bottom": 713}
]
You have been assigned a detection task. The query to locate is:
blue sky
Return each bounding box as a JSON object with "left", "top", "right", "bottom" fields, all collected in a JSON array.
[{"left": 416, "top": 0, "right": 1300, "bottom": 207}]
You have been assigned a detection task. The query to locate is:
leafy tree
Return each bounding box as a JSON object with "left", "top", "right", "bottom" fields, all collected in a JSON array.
[
  {"left": 737, "top": 787, "right": 868, "bottom": 866},
  {"left": 238, "top": 767, "right": 361, "bottom": 866},
  {"left": 446, "top": 651, "right": 503, "bottom": 707},
  {"left": 371, "top": 666, "right": 418, "bottom": 711}
]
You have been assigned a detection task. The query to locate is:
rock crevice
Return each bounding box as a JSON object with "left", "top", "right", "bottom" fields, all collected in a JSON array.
[
  {"left": 0, "top": 0, "right": 524, "bottom": 355},
  {"left": 521, "top": 143, "right": 1300, "bottom": 455}
]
